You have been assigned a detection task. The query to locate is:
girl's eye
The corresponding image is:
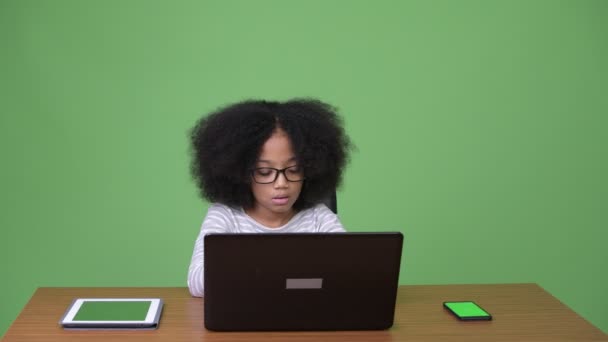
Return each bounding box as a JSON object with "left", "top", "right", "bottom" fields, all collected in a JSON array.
[{"left": 256, "top": 169, "right": 273, "bottom": 176}]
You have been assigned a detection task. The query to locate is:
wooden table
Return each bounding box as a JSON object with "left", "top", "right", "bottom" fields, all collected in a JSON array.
[{"left": 2, "top": 284, "right": 606, "bottom": 341}]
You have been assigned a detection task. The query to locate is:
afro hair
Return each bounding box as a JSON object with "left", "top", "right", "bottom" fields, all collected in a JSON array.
[{"left": 190, "top": 98, "right": 353, "bottom": 210}]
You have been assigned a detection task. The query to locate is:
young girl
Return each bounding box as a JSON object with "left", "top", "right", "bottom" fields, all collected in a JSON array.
[{"left": 187, "top": 98, "right": 353, "bottom": 297}]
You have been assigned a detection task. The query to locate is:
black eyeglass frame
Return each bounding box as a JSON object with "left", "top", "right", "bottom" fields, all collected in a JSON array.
[{"left": 250, "top": 165, "right": 305, "bottom": 184}]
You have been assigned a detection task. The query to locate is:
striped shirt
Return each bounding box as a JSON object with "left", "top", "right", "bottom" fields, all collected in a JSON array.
[{"left": 187, "top": 203, "right": 346, "bottom": 297}]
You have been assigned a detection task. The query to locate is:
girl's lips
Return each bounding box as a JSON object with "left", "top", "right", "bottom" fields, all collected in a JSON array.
[{"left": 272, "top": 196, "right": 289, "bottom": 205}]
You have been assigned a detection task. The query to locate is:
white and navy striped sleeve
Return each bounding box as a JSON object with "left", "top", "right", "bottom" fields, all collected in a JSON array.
[
  {"left": 314, "top": 204, "right": 346, "bottom": 232},
  {"left": 187, "top": 204, "right": 232, "bottom": 297}
]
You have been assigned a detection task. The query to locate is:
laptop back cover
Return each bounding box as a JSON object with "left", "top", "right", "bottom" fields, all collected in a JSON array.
[{"left": 204, "top": 232, "right": 403, "bottom": 331}]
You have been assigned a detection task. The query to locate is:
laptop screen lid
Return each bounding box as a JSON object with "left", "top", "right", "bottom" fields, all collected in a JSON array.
[{"left": 203, "top": 232, "right": 403, "bottom": 331}]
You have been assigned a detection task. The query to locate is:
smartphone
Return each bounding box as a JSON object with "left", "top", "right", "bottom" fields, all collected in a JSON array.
[{"left": 443, "top": 301, "right": 492, "bottom": 321}]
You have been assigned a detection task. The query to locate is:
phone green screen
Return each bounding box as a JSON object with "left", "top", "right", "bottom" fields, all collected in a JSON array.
[
  {"left": 443, "top": 301, "right": 492, "bottom": 320},
  {"left": 73, "top": 301, "right": 151, "bottom": 321}
]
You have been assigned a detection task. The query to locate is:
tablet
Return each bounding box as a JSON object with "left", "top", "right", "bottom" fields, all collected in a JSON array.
[{"left": 60, "top": 298, "right": 163, "bottom": 329}]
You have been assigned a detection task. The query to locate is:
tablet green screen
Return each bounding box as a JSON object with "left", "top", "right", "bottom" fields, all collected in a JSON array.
[
  {"left": 73, "top": 301, "right": 151, "bottom": 321},
  {"left": 445, "top": 301, "right": 490, "bottom": 317}
]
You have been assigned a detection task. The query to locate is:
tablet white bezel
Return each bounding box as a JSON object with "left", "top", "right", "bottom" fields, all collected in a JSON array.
[{"left": 61, "top": 298, "right": 161, "bottom": 325}]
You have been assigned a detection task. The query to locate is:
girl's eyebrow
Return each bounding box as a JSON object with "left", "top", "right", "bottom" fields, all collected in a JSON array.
[{"left": 257, "top": 157, "right": 297, "bottom": 164}]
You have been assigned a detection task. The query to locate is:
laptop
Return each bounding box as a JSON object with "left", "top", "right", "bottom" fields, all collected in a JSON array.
[{"left": 203, "top": 232, "right": 403, "bottom": 331}]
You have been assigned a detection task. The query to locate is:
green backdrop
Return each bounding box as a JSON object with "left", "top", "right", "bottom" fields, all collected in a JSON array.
[{"left": 1, "top": 0, "right": 606, "bottom": 337}]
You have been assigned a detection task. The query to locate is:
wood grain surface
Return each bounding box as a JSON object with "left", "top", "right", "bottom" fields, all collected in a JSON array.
[{"left": 2, "top": 284, "right": 606, "bottom": 342}]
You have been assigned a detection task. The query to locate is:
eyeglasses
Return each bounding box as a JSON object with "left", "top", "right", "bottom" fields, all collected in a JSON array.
[{"left": 251, "top": 165, "right": 304, "bottom": 184}]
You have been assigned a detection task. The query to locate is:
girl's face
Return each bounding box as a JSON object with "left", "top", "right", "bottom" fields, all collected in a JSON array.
[{"left": 248, "top": 128, "right": 303, "bottom": 225}]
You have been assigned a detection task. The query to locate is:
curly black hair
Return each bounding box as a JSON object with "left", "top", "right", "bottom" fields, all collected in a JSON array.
[{"left": 190, "top": 98, "right": 353, "bottom": 211}]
